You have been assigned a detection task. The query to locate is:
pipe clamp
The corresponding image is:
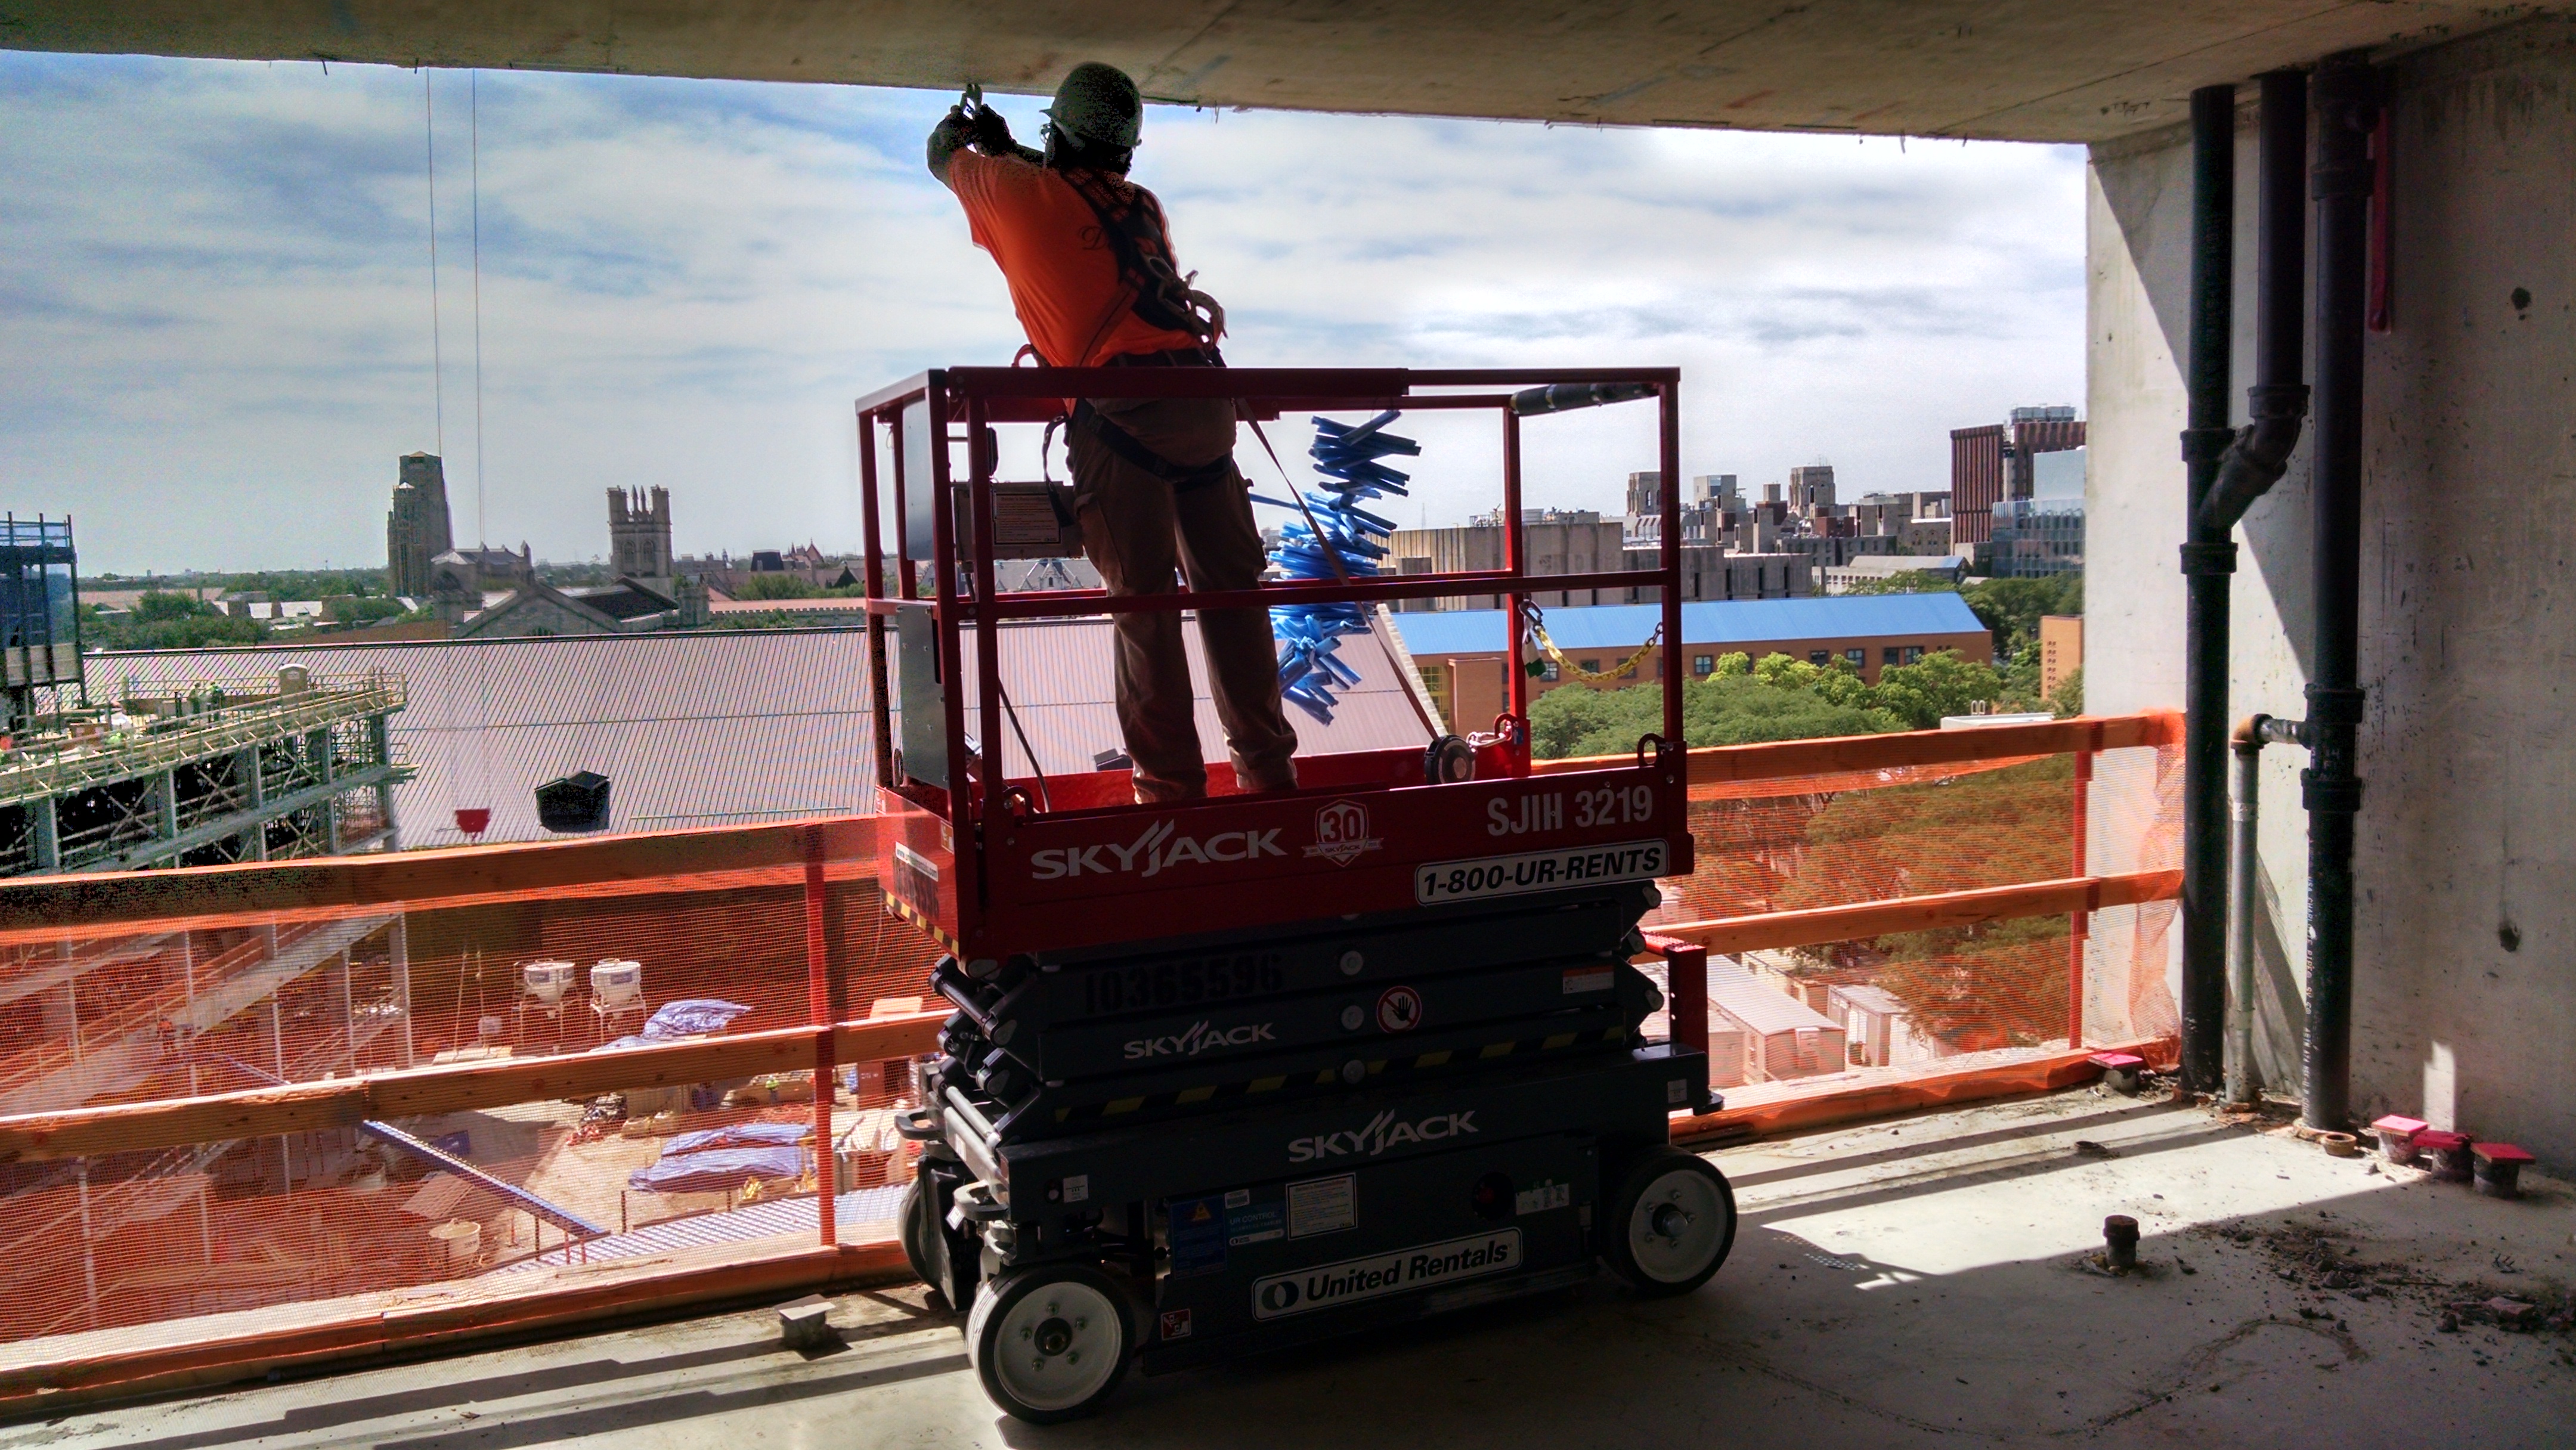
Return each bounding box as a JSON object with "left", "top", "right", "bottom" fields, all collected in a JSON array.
[
  {"left": 2178, "top": 426, "right": 2236, "bottom": 464},
  {"left": 2178, "top": 541, "right": 2239, "bottom": 576},
  {"left": 2300, "top": 770, "right": 2366, "bottom": 814},
  {"left": 2303, "top": 685, "right": 2366, "bottom": 724}
]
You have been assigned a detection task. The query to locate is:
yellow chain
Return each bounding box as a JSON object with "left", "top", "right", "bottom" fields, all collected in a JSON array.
[{"left": 1525, "top": 612, "right": 1663, "bottom": 684}]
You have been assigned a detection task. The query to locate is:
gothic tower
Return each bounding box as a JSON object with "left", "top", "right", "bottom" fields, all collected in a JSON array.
[
  {"left": 607, "top": 487, "right": 674, "bottom": 587},
  {"left": 387, "top": 453, "right": 454, "bottom": 597}
]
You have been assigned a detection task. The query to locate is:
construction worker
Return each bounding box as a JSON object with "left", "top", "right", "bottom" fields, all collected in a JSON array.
[{"left": 926, "top": 64, "right": 1300, "bottom": 805}]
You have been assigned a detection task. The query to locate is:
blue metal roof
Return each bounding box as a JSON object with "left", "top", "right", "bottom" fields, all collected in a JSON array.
[{"left": 1390, "top": 593, "right": 1987, "bottom": 656}]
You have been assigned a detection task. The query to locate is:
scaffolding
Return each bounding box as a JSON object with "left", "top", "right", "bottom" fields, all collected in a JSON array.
[{"left": 0, "top": 671, "right": 409, "bottom": 876}]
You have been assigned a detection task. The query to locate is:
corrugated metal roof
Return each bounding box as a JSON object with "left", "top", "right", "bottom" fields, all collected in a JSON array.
[
  {"left": 101, "top": 615, "right": 1433, "bottom": 848},
  {"left": 956, "top": 614, "right": 1433, "bottom": 779},
  {"left": 1831, "top": 983, "right": 1909, "bottom": 1017},
  {"left": 1391, "top": 594, "right": 1989, "bottom": 657},
  {"left": 100, "top": 630, "right": 878, "bottom": 849},
  {"left": 1707, "top": 955, "right": 1845, "bottom": 1036}
]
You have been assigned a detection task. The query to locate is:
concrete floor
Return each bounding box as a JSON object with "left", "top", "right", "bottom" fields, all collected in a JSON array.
[{"left": 16, "top": 1087, "right": 2574, "bottom": 1449}]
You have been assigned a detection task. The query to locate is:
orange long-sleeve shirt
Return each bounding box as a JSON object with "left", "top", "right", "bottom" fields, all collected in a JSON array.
[{"left": 945, "top": 149, "right": 1203, "bottom": 369}]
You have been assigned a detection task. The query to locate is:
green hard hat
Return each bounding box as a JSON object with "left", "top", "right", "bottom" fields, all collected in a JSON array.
[{"left": 1045, "top": 62, "right": 1143, "bottom": 150}]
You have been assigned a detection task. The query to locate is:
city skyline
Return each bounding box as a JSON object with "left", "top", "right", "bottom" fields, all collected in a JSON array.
[{"left": 4, "top": 56, "right": 2085, "bottom": 575}]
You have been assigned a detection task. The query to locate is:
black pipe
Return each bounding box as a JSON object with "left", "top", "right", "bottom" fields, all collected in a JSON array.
[
  {"left": 2177, "top": 83, "right": 2237, "bottom": 1093},
  {"left": 2213, "top": 72, "right": 2312, "bottom": 1106},
  {"left": 2202, "top": 72, "right": 2312, "bottom": 538},
  {"left": 2301, "top": 52, "right": 2378, "bottom": 1132}
]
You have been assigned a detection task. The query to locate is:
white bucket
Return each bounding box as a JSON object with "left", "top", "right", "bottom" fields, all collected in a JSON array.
[{"left": 429, "top": 1219, "right": 482, "bottom": 1269}]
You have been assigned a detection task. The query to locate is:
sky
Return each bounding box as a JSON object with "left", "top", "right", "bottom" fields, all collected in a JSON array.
[{"left": 0, "top": 55, "right": 2089, "bottom": 577}]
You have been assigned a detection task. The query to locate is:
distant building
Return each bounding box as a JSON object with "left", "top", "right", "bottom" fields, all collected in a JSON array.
[
  {"left": 1829, "top": 982, "right": 1958, "bottom": 1069},
  {"left": 386, "top": 453, "right": 454, "bottom": 597},
  {"left": 1789, "top": 464, "right": 1837, "bottom": 513},
  {"left": 450, "top": 577, "right": 705, "bottom": 639},
  {"left": 1822, "top": 553, "right": 1969, "bottom": 594},
  {"left": 1636, "top": 549, "right": 1813, "bottom": 602},
  {"left": 428, "top": 543, "right": 535, "bottom": 601},
  {"left": 1, "top": 515, "right": 82, "bottom": 732},
  {"left": 1952, "top": 407, "right": 2083, "bottom": 546},
  {"left": 1704, "top": 954, "right": 1847, "bottom": 1087},
  {"left": 1851, "top": 491, "right": 1953, "bottom": 555},
  {"left": 1393, "top": 593, "right": 1992, "bottom": 733},
  {"left": 2039, "top": 614, "right": 2083, "bottom": 699},
  {"left": 608, "top": 488, "right": 676, "bottom": 591},
  {"left": 1988, "top": 498, "right": 2084, "bottom": 577},
  {"left": 1386, "top": 510, "right": 1628, "bottom": 611}
]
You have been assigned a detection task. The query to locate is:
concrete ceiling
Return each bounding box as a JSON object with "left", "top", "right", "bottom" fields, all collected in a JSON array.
[{"left": 2, "top": 2, "right": 2555, "bottom": 142}]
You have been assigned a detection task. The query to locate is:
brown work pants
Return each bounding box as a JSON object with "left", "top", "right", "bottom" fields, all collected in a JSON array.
[{"left": 1070, "top": 394, "right": 1299, "bottom": 803}]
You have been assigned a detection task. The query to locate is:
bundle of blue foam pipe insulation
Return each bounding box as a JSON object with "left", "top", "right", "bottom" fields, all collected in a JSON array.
[{"left": 1254, "top": 411, "right": 1419, "bottom": 724}]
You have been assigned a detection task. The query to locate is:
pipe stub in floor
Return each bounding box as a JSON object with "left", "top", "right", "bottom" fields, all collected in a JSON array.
[{"left": 2103, "top": 1214, "right": 2141, "bottom": 1273}]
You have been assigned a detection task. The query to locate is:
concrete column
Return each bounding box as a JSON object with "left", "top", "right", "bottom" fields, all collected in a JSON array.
[
  {"left": 237, "top": 746, "right": 266, "bottom": 862},
  {"left": 369, "top": 715, "right": 399, "bottom": 850},
  {"left": 157, "top": 766, "right": 181, "bottom": 863},
  {"left": 75, "top": 1161, "right": 100, "bottom": 1331},
  {"left": 389, "top": 916, "right": 414, "bottom": 1068},
  {"left": 181, "top": 932, "right": 199, "bottom": 1091},
  {"left": 270, "top": 998, "right": 289, "bottom": 1188},
  {"left": 308, "top": 729, "right": 340, "bottom": 855},
  {"left": 337, "top": 950, "right": 357, "bottom": 1072},
  {"left": 29, "top": 794, "right": 59, "bottom": 873}
]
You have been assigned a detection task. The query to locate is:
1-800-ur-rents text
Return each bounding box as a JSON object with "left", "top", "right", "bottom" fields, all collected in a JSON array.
[{"left": 1416, "top": 841, "right": 1667, "bottom": 904}]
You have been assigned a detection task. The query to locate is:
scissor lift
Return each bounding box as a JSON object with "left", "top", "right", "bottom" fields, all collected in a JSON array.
[{"left": 857, "top": 365, "right": 1734, "bottom": 1421}]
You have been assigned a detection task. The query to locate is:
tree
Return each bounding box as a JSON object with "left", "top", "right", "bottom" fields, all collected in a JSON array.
[
  {"left": 131, "top": 590, "right": 211, "bottom": 624},
  {"left": 1842, "top": 569, "right": 1965, "bottom": 597},
  {"left": 734, "top": 572, "right": 822, "bottom": 600},
  {"left": 1777, "top": 754, "right": 2080, "bottom": 1049},
  {"left": 1528, "top": 654, "right": 1903, "bottom": 758}
]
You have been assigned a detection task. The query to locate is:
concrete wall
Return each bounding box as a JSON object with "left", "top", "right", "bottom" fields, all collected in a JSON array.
[{"left": 2085, "top": 17, "right": 2576, "bottom": 1164}]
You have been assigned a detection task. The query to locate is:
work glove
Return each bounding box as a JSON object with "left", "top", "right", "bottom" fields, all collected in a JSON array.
[{"left": 969, "top": 104, "right": 1017, "bottom": 156}]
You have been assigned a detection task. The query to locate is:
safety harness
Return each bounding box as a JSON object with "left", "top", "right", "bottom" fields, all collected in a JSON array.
[{"left": 1049, "top": 166, "right": 1242, "bottom": 497}]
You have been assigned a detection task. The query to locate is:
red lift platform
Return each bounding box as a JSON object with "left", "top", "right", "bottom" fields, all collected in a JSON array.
[
  {"left": 856, "top": 365, "right": 1696, "bottom": 966},
  {"left": 860, "top": 364, "right": 1728, "bottom": 1423}
]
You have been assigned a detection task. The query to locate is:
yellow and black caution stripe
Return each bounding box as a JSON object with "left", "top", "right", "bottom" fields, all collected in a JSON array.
[
  {"left": 883, "top": 891, "right": 961, "bottom": 952},
  {"left": 1044, "top": 1024, "right": 1628, "bottom": 1125}
]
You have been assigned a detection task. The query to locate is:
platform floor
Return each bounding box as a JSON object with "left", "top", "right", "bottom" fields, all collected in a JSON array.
[{"left": 14, "top": 1087, "right": 2574, "bottom": 1449}]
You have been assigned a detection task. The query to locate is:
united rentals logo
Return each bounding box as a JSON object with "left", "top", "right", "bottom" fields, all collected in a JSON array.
[
  {"left": 1122, "top": 1019, "right": 1279, "bottom": 1061},
  {"left": 1030, "top": 819, "right": 1285, "bottom": 880},
  {"left": 1303, "top": 800, "right": 1383, "bottom": 867},
  {"left": 1287, "top": 1108, "right": 1476, "bottom": 1163},
  {"left": 1250, "top": 1229, "right": 1522, "bottom": 1321}
]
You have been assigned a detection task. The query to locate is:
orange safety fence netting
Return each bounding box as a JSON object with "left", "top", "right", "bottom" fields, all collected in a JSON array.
[{"left": 0, "top": 714, "right": 2182, "bottom": 1390}]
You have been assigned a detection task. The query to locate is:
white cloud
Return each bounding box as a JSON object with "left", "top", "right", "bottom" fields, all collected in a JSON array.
[{"left": 0, "top": 57, "right": 2083, "bottom": 574}]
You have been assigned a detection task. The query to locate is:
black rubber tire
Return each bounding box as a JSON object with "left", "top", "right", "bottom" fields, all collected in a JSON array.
[
  {"left": 965, "top": 1260, "right": 1135, "bottom": 1423},
  {"left": 898, "top": 1176, "right": 937, "bottom": 1291},
  {"left": 1601, "top": 1147, "right": 1736, "bottom": 1297}
]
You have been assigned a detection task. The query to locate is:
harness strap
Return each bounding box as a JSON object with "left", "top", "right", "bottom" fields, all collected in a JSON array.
[{"left": 1071, "top": 401, "right": 1236, "bottom": 494}]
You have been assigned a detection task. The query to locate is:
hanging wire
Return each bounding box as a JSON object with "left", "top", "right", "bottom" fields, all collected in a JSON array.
[
  {"left": 423, "top": 70, "right": 444, "bottom": 457},
  {"left": 466, "top": 70, "right": 494, "bottom": 831},
  {"left": 470, "top": 69, "right": 487, "bottom": 548}
]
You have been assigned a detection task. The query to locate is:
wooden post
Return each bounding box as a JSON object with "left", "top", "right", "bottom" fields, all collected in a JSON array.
[
  {"left": 805, "top": 829, "right": 836, "bottom": 1248},
  {"left": 2069, "top": 749, "right": 2093, "bottom": 1049}
]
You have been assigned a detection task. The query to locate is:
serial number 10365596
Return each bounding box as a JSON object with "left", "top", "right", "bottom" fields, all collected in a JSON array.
[{"left": 1487, "top": 783, "right": 1655, "bottom": 837}]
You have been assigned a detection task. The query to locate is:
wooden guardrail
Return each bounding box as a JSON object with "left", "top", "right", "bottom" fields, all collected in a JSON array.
[{"left": 0, "top": 1012, "right": 946, "bottom": 1166}]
